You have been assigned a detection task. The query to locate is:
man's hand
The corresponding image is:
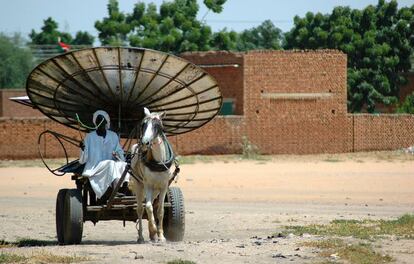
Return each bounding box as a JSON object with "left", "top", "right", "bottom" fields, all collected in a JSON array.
[
  {"left": 79, "top": 141, "right": 85, "bottom": 151},
  {"left": 112, "top": 151, "right": 122, "bottom": 161}
]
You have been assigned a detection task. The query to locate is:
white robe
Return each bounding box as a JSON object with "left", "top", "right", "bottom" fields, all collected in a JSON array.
[{"left": 79, "top": 130, "right": 129, "bottom": 198}]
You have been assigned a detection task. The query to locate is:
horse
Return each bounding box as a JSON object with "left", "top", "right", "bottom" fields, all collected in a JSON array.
[{"left": 129, "top": 107, "right": 176, "bottom": 243}]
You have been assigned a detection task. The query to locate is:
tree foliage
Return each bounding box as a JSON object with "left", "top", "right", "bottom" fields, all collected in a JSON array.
[
  {"left": 95, "top": 0, "right": 131, "bottom": 45},
  {"left": 29, "top": 17, "right": 73, "bottom": 44},
  {"left": 237, "top": 20, "right": 283, "bottom": 51},
  {"left": 127, "top": 0, "right": 213, "bottom": 53},
  {"left": 95, "top": 0, "right": 231, "bottom": 53},
  {"left": 94, "top": 0, "right": 284, "bottom": 53},
  {"left": 204, "top": 0, "right": 227, "bottom": 13},
  {"left": 30, "top": 17, "right": 94, "bottom": 45},
  {"left": 73, "top": 31, "right": 95, "bottom": 45},
  {"left": 396, "top": 92, "right": 414, "bottom": 114},
  {"left": 284, "top": 0, "right": 414, "bottom": 112},
  {"left": 0, "top": 33, "right": 34, "bottom": 88}
]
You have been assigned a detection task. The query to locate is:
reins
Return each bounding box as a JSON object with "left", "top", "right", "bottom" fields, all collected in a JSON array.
[{"left": 37, "top": 130, "right": 82, "bottom": 176}]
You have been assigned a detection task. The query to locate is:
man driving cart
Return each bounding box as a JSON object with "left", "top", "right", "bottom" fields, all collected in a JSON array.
[{"left": 79, "top": 110, "right": 130, "bottom": 199}]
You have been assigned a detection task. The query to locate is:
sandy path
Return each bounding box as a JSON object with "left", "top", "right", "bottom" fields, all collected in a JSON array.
[{"left": 0, "top": 155, "right": 413, "bottom": 263}]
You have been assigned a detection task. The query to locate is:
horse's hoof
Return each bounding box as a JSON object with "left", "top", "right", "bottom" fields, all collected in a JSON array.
[
  {"left": 158, "top": 237, "right": 166, "bottom": 243},
  {"left": 149, "top": 232, "right": 158, "bottom": 242},
  {"left": 137, "top": 237, "right": 145, "bottom": 244}
]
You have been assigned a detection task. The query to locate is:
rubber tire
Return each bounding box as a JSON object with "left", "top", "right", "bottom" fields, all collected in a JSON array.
[
  {"left": 63, "top": 189, "right": 83, "bottom": 245},
  {"left": 56, "top": 189, "right": 68, "bottom": 245},
  {"left": 163, "top": 187, "right": 185, "bottom": 241}
]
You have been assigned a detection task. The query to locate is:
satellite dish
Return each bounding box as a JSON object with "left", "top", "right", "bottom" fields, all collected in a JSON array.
[{"left": 26, "top": 47, "right": 222, "bottom": 137}]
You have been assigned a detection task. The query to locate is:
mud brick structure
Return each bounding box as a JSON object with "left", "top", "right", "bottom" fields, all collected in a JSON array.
[{"left": 1, "top": 50, "right": 414, "bottom": 158}]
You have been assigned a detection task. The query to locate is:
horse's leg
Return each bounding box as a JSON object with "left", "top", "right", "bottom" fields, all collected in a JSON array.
[
  {"left": 156, "top": 187, "right": 167, "bottom": 242},
  {"left": 136, "top": 183, "right": 145, "bottom": 244},
  {"left": 144, "top": 188, "right": 158, "bottom": 241}
]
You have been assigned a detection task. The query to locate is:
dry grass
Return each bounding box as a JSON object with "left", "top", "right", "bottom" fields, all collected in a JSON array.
[
  {"left": 0, "top": 251, "right": 89, "bottom": 263},
  {"left": 166, "top": 260, "right": 196, "bottom": 264},
  {"left": 284, "top": 214, "right": 414, "bottom": 240},
  {"left": 302, "top": 239, "right": 393, "bottom": 264}
]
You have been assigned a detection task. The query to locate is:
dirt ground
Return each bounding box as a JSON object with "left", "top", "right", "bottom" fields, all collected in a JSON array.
[{"left": 0, "top": 152, "right": 413, "bottom": 263}]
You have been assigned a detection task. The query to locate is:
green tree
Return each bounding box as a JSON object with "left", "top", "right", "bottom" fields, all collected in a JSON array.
[
  {"left": 73, "top": 31, "right": 95, "bottom": 45},
  {"left": 127, "top": 0, "right": 215, "bottom": 53},
  {"left": 94, "top": 0, "right": 132, "bottom": 45},
  {"left": 30, "top": 17, "right": 94, "bottom": 45},
  {"left": 29, "top": 17, "right": 72, "bottom": 44},
  {"left": 211, "top": 28, "right": 238, "bottom": 50},
  {"left": 204, "top": 0, "right": 226, "bottom": 13},
  {"left": 0, "top": 33, "right": 34, "bottom": 88},
  {"left": 95, "top": 0, "right": 227, "bottom": 53},
  {"left": 396, "top": 92, "right": 414, "bottom": 114},
  {"left": 237, "top": 20, "right": 283, "bottom": 51},
  {"left": 284, "top": 0, "right": 414, "bottom": 113}
]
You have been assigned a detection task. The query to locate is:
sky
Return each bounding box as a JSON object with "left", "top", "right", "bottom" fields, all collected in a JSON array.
[{"left": 0, "top": 0, "right": 413, "bottom": 43}]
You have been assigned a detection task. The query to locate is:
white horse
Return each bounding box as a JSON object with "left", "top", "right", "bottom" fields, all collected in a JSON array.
[{"left": 129, "top": 108, "right": 175, "bottom": 243}]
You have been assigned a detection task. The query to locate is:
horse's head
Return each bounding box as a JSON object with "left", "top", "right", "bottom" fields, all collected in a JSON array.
[{"left": 140, "top": 107, "right": 166, "bottom": 146}]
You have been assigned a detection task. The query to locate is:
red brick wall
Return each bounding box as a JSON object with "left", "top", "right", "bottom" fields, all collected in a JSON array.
[
  {"left": 181, "top": 51, "right": 244, "bottom": 115},
  {"left": 243, "top": 50, "right": 352, "bottom": 154},
  {"left": 173, "top": 116, "right": 246, "bottom": 155},
  {"left": 0, "top": 90, "right": 43, "bottom": 118},
  {"left": 352, "top": 114, "right": 414, "bottom": 151},
  {"left": 1, "top": 50, "right": 413, "bottom": 159},
  {"left": 0, "top": 118, "right": 81, "bottom": 159},
  {"left": 0, "top": 116, "right": 245, "bottom": 159}
]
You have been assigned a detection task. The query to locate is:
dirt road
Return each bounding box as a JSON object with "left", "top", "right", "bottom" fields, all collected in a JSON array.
[{"left": 0, "top": 153, "right": 413, "bottom": 263}]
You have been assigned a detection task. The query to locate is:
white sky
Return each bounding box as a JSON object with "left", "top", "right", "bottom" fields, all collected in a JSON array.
[{"left": 0, "top": 0, "right": 413, "bottom": 43}]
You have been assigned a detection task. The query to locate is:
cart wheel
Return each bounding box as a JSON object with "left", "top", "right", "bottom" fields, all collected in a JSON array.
[
  {"left": 56, "top": 188, "right": 68, "bottom": 245},
  {"left": 63, "top": 189, "right": 83, "bottom": 245},
  {"left": 163, "top": 187, "right": 185, "bottom": 241}
]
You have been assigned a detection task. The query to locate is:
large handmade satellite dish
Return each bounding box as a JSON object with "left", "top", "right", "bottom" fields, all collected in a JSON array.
[{"left": 26, "top": 47, "right": 222, "bottom": 137}]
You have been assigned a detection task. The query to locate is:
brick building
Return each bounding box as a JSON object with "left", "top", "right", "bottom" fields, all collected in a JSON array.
[{"left": 0, "top": 50, "right": 414, "bottom": 159}]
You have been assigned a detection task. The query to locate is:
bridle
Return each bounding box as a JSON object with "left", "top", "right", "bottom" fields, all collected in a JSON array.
[{"left": 131, "top": 115, "right": 180, "bottom": 183}]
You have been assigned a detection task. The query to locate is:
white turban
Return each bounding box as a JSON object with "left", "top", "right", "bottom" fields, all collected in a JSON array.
[{"left": 93, "top": 110, "right": 110, "bottom": 130}]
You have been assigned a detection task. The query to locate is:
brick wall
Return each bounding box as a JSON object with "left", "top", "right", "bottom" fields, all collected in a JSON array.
[
  {"left": 0, "top": 118, "right": 80, "bottom": 159},
  {"left": 181, "top": 51, "right": 244, "bottom": 115},
  {"left": 0, "top": 116, "right": 245, "bottom": 159},
  {"left": 1, "top": 50, "right": 413, "bottom": 159},
  {"left": 242, "top": 50, "right": 352, "bottom": 154},
  {"left": 352, "top": 114, "right": 414, "bottom": 151},
  {"left": 0, "top": 89, "right": 43, "bottom": 118},
  {"left": 173, "top": 116, "right": 246, "bottom": 155}
]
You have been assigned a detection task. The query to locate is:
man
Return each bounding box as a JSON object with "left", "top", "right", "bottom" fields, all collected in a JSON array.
[{"left": 79, "top": 110, "right": 129, "bottom": 199}]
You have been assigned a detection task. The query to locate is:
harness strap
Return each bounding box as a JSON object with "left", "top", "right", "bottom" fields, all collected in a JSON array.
[{"left": 144, "top": 137, "right": 175, "bottom": 172}]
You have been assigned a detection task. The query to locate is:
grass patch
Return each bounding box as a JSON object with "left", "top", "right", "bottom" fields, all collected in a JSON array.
[
  {"left": 284, "top": 214, "right": 414, "bottom": 240},
  {"left": 0, "top": 251, "right": 89, "bottom": 263},
  {"left": 0, "top": 252, "right": 26, "bottom": 263},
  {"left": 28, "top": 251, "right": 89, "bottom": 263},
  {"left": 302, "top": 239, "right": 393, "bottom": 264},
  {"left": 323, "top": 158, "right": 343, "bottom": 162},
  {"left": 166, "top": 259, "right": 196, "bottom": 264}
]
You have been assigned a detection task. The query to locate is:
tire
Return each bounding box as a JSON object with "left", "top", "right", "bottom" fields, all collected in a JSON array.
[
  {"left": 56, "top": 189, "right": 68, "bottom": 245},
  {"left": 63, "top": 189, "right": 84, "bottom": 245},
  {"left": 163, "top": 187, "right": 185, "bottom": 241}
]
